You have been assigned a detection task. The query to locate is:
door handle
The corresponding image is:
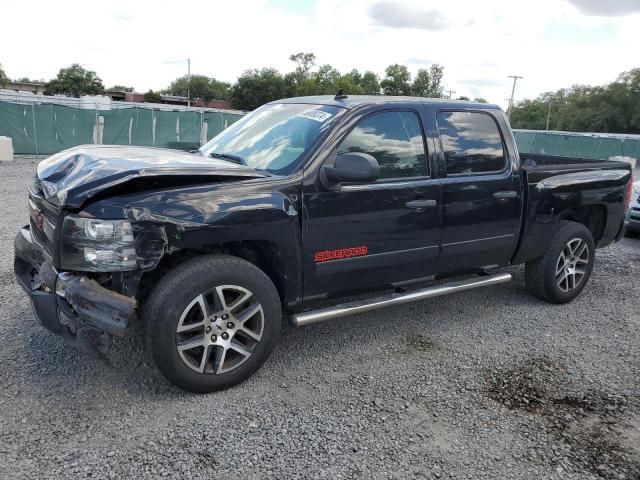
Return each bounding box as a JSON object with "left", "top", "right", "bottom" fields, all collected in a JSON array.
[
  {"left": 405, "top": 199, "right": 437, "bottom": 209},
  {"left": 493, "top": 191, "right": 517, "bottom": 201}
]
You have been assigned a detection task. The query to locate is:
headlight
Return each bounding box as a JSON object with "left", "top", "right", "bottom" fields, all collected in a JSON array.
[{"left": 61, "top": 216, "right": 138, "bottom": 271}]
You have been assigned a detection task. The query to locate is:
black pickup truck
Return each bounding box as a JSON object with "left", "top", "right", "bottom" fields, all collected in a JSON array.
[{"left": 14, "top": 96, "right": 633, "bottom": 392}]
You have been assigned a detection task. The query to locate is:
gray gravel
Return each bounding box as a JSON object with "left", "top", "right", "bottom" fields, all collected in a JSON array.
[{"left": 0, "top": 156, "right": 639, "bottom": 479}]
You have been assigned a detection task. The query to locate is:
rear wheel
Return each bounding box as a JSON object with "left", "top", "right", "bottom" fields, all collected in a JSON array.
[
  {"left": 525, "top": 221, "right": 595, "bottom": 304},
  {"left": 144, "top": 255, "right": 281, "bottom": 393}
]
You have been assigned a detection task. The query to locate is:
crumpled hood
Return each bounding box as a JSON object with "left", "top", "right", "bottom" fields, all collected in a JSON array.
[{"left": 36, "top": 145, "right": 266, "bottom": 208}]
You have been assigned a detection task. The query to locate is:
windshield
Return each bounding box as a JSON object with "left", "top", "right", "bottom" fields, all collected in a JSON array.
[{"left": 199, "top": 103, "right": 343, "bottom": 175}]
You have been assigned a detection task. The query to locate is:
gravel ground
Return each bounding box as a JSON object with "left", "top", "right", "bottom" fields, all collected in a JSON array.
[{"left": 0, "top": 156, "right": 639, "bottom": 480}]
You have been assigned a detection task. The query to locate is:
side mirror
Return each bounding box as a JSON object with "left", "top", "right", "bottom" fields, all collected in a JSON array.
[{"left": 323, "top": 152, "right": 380, "bottom": 185}]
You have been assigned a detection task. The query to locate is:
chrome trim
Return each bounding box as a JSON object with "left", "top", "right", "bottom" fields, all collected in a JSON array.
[
  {"left": 342, "top": 178, "right": 436, "bottom": 191},
  {"left": 291, "top": 272, "right": 512, "bottom": 326},
  {"left": 441, "top": 234, "right": 513, "bottom": 247}
]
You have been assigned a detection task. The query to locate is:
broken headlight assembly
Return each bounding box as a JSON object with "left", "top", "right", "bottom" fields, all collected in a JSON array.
[{"left": 60, "top": 216, "right": 138, "bottom": 271}]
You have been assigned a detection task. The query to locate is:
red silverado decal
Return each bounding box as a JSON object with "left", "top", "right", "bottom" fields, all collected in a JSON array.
[{"left": 314, "top": 246, "right": 368, "bottom": 263}]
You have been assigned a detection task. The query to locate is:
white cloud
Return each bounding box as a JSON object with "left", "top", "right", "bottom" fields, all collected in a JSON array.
[
  {"left": 368, "top": 1, "right": 450, "bottom": 31},
  {"left": 566, "top": 0, "right": 640, "bottom": 16},
  {"left": 0, "top": 0, "right": 638, "bottom": 110}
]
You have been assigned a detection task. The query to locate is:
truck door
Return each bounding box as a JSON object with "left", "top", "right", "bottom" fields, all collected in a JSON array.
[
  {"left": 303, "top": 109, "right": 442, "bottom": 299},
  {"left": 434, "top": 110, "right": 521, "bottom": 275}
]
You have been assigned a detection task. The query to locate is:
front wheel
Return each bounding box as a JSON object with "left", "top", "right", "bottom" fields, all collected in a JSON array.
[
  {"left": 144, "top": 255, "right": 282, "bottom": 393},
  {"left": 525, "top": 221, "right": 595, "bottom": 304}
]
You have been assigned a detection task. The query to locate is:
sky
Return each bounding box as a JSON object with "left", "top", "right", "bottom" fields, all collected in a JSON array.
[{"left": 1, "top": 0, "right": 639, "bottom": 108}]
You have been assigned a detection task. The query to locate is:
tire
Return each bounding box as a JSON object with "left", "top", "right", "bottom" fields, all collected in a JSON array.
[
  {"left": 525, "top": 221, "right": 595, "bottom": 304},
  {"left": 143, "top": 254, "right": 282, "bottom": 393}
]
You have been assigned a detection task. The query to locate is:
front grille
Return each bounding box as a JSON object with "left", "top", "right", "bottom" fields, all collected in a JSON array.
[
  {"left": 28, "top": 188, "right": 59, "bottom": 260},
  {"left": 30, "top": 218, "right": 54, "bottom": 256}
]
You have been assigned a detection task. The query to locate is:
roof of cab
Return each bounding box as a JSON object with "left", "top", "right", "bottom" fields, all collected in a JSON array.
[{"left": 273, "top": 95, "right": 501, "bottom": 111}]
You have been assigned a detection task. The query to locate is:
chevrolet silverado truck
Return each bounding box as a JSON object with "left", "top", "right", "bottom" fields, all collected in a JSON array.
[{"left": 14, "top": 96, "right": 634, "bottom": 392}]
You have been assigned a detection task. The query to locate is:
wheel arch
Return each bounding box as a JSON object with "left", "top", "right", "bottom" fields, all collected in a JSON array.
[
  {"left": 136, "top": 241, "right": 289, "bottom": 307},
  {"left": 557, "top": 204, "right": 607, "bottom": 246}
]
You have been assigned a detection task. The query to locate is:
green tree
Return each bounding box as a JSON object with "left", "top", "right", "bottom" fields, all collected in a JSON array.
[
  {"left": 108, "top": 85, "right": 134, "bottom": 92},
  {"left": 143, "top": 89, "right": 162, "bottom": 103},
  {"left": 314, "top": 64, "right": 341, "bottom": 94},
  {"left": 165, "top": 75, "right": 229, "bottom": 101},
  {"left": 412, "top": 65, "right": 444, "bottom": 97},
  {"left": 360, "top": 71, "right": 381, "bottom": 95},
  {"left": 457, "top": 95, "right": 470, "bottom": 101},
  {"left": 289, "top": 52, "right": 316, "bottom": 86},
  {"left": 344, "top": 69, "right": 363, "bottom": 86},
  {"left": 0, "top": 63, "right": 7, "bottom": 88},
  {"left": 335, "top": 74, "right": 364, "bottom": 95},
  {"left": 44, "top": 64, "right": 105, "bottom": 97},
  {"left": 380, "top": 64, "right": 412, "bottom": 96},
  {"left": 474, "top": 97, "right": 488, "bottom": 103},
  {"left": 230, "top": 68, "right": 288, "bottom": 110},
  {"left": 15, "top": 77, "right": 46, "bottom": 84}
]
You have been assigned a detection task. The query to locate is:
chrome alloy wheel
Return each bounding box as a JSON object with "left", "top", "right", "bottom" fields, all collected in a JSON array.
[
  {"left": 175, "top": 285, "right": 264, "bottom": 374},
  {"left": 555, "top": 238, "right": 589, "bottom": 293}
]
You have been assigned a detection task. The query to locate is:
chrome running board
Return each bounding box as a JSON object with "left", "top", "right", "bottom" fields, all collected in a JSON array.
[{"left": 290, "top": 272, "right": 512, "bottom": 327}]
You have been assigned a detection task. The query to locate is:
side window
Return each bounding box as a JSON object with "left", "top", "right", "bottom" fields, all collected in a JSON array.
[
  {"left": 337, "top": 111, "right": 427, "bottom": 179},
  {"left": 437, "top": 111, "right": 506, "bottom": 175}
]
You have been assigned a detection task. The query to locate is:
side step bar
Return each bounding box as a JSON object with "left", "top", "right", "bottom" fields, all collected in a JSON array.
[{"left": 290, "top": 272, "right": 512, "bottom": 327}]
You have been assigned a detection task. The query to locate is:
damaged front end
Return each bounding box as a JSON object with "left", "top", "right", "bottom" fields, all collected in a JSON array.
[{"left": 14, "top": 226, "right": 137, "bottom": 359}]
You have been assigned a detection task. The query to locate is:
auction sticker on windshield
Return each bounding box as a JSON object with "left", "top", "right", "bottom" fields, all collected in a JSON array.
[{"left": 299, "top": 108, "right": 333, "bottom": 122}]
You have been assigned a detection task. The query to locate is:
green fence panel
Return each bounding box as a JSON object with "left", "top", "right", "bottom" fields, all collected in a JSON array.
[
  {"left": 554, "top": 135, "right": 580, "bottom": 157},
  {"left": 513, "top": 131, "right": 536, "bottom": 154},
  {"left": 178, "top": 111, "right": 201, "bottom": 144},
  {"left": 574, "top": 136, "right": 599, "bottom": 159},
  {"left": 0, "top": 101, "right": 37, "bottom": 154},
  {"left": 30, "top": 104, "right": 96, "bottom": 155},
  {"left": 0, "top": 100, "right": 246, "bottom": 154},
  {"left": 223, "top": 112, "right": 242, "bottom": 127},
  {"left": 32, "top": 104, "right": 57, "bottom": 155},
  {"left": 130, "top": 108, "right": 154, "bottom": 147},
  {"left": 531, "top": 133, "right": 559, "bottom": 155},
  {"left": 596, "top": 137, "right": 623, "bottom": 159},
  {"left": 102, "top": 108, "right": 135, "bottom": 145},
  {"left": 154, "top": 110, "right": 180, "bottom": 148},
  {"left": 621, "top": 138, "right": 640, "bottom": 159},
  {"left": 203, "top": 111, "right": 225, "bottom": 141},
  {"left": 54, "top": 105, "right": 95, "bottom": 152}
]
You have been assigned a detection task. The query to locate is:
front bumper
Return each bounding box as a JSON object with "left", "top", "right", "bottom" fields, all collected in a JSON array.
[{"left": 14, "top": 225, "right": 136, "bottom": 357}]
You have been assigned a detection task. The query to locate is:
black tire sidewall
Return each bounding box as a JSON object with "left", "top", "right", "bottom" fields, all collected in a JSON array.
[
  {"left": 543, "top": 223, "right": 595, "bottom": 303},
  {"left": 146, "top": 255, "right": 281, "bottom": 393}
]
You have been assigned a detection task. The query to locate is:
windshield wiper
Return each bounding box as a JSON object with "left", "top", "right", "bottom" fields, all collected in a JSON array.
[{"left": 208, "top": 152, "right": 247, "bottom": 166}]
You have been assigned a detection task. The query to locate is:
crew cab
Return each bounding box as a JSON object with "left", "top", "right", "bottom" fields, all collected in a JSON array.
[{"left": 14, "top": 96, "right": 634, "bottom": 392}]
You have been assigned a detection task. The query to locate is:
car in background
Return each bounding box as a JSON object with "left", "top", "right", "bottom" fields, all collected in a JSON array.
[{"left": 625, "top": 180, "right": 640, "bottom": 236}]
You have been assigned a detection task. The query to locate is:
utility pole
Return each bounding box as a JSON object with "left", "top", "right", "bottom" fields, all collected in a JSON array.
[
  {"left": 444, "top": 89, "right": 456, "bottom": 99},
  {"left": 507, "top": 75, "right": 523, "bottom": 118},
  {"left": 187, "top": 58, "right": 191, "bottom": 109},
  {"left": 164, "top": 58, "right": 192, "bottom": 108},
  {"left": 546, "top": 100, "right": 552, "bottom": 130}
]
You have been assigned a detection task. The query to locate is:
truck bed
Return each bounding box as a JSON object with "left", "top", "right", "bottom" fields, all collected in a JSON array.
[{"left": 511, "top": 153, "right": 632, "bottom": 265}]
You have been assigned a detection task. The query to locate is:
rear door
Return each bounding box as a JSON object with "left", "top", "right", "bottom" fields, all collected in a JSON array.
[
  {"left": 434, "top": 110, "right": 522, "bottom": 274},
  {"left": 302, "top": 108, "right": 441, "bottom": 299}
]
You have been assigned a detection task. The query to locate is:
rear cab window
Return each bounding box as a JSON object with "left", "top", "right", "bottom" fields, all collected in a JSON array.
[{"left": 436, "top": 111, "right": 507, "bottom": 176}]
